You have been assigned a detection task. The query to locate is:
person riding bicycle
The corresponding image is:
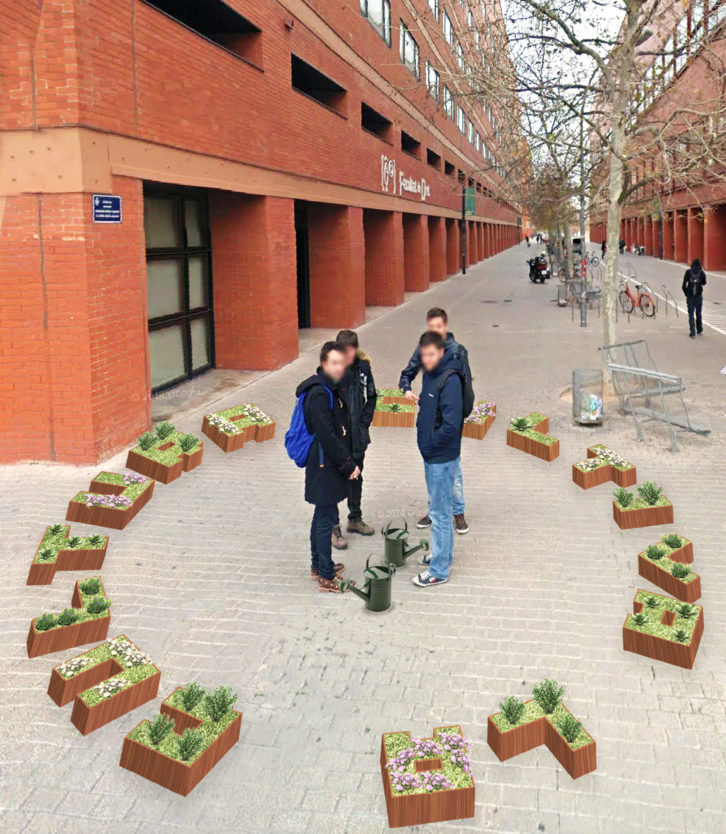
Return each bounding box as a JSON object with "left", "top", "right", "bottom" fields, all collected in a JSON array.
[{"left": 682, "top": 258, "right": 707, "bottom": 338}]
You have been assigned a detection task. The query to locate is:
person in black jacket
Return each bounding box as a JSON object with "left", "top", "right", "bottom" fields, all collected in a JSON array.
[
  {"left": 296, "top": 342, "right": 360, "bottom": 592},
  {"left": 682, "top": 258, "right": 707, "bottom": 338},
  {"left": 331, "top": 330, "right": 377, "bottom": 549}
]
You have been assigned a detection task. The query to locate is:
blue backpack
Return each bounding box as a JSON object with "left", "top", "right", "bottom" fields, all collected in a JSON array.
[{"left": 284, "top": 385, "right": 333, "bottom": 467}]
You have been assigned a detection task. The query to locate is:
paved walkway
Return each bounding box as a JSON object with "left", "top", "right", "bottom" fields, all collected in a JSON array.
[{"left": 1, "top": 245, "right": 725, "bottom": 834}]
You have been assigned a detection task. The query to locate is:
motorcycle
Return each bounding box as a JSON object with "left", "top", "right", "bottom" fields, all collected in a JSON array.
[{"left": 527, "top": 256, "right": 551, "bottom": 283}]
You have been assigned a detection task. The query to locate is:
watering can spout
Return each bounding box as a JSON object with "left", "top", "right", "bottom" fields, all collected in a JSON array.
[
  {"left": 341, "top": 579, "right": 369, "bottom": 603},
  {"left": 342, "top": 556, "right": 395, "bottom": 612}
]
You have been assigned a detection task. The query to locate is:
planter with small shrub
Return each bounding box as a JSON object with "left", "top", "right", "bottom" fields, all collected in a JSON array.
[
  {"left": 380, "top": 725, "right": 474, "bottom": 827},
  {"left": 126, "top": 423, "right": 203, "bottom": 483},
  {"left": 487, "top": 679, "right": 596, "bottom": 779},
  {"left": 506, "top": 414, "right": 559, "bottom": 461},
  {"left": 201, "top": 404, "right": 276, "bottom": 452},
  {"left": 612, "top": 482, "right": 674, "bottom": 529},
  {"left": 372, "top": 401, "right": 415, "bottom": 428},
  {"left": 27, "top": 576, "right": 111, "bottom": 657},
  {"left": 66, "top": 472, "right": 154, "bottom": 530},
  {"left": 623, "top": 590, "right": 704, "bottom": 669},
  {"left": 572, "top": 444, "right": 636, "bottom": 489},
  {"left": 120, "top": 683, "right": 242, "bottom": 796},
  {"left": 638, "top": 539, "right": 701, "bottom": 602},
  {"left": 377, "top": 387, "right": 409, "bottom": 405},
  {"left": 26, "top": 524, "right": 108, "bottom": 585},
  {"left": 462, "top": 401, "right": 496, "bottom": 440}
]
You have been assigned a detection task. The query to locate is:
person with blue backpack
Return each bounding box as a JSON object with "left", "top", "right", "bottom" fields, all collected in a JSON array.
[
  {"left": 411, "top": 331, "right": 466, "bottom": 588},
  {"left": 286, "top": 341, "right": 360, "bottom": 592}
]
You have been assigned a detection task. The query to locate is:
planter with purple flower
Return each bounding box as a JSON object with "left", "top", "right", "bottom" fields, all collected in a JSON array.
[
  {"left": 66, "top": 472, "right": 154, "bottom": 530},
  {"left": 380, "top": 725, "right": 475, "bottom": 828},
  {"left": 463, "top": 401, "right": 496, "bottom": 440}
]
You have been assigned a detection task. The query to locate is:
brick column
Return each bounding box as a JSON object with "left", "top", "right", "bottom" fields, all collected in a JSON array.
[
  {"left": 363, "top": 209, "right": 404, "bottom": 307},
  {"left": 687, "top": 207, "right": 704, "bottom": 265},
  {"left": 703, "top": 205, "right": 726, "bottom": 271},
  {"left": 674, "top": 211, "right": 688, "bottom": 263},
  {"left": 403, "top": 214, "right": 430, "bottom": 291},
  {"left": 428, "top": 216, "right": 447, "bottom": 282},
  {"left": 662, "top": 213, "right": 674, "bottom": 261},
  {"left": 446, "top": 218, "right": 460, "bottom": 275},
  {"left": 643, "top": 216, "right": 652, "bottom": 255},
  {"left": 478, "top": 224, "right": 485, "bottom": 259}
]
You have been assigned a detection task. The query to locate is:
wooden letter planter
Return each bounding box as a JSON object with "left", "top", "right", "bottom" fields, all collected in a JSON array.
[
  {"left": 372, "top": 402, "right": 415, "bottom": 428},
  {"left": 612, "top": 482, "right": 674, "bottom": 530},
  {"left": 377, "top": 387, "right": 409, "bottom": 405},
  {"left": 26, "top": 524, "right": 108, "bottom": 585},
  {"left": 66, "top": 472, "right": 154, "bottom": 530},
  {"left": 126, "top": 423, "right": 203, "bottom": 484},
  {"left": 638, "top": 536, "right": 700, "bottom": 602},
  {"left": 380, "top": 725, "right": 475, "bottom": 827},
  {"left": 202, "top": 403, "right": 276, "bottom": 453},
  {"left": 121, "top": 683, "right": 242, "bottom": 796},
  {"left": 506, "top": 413, "right": 559, "bottom": 461},
  {"left": 463, "top": 401, "right": 496, "bottom": 440},
  {"left": 572, "top": 444, "right": 636, "bottom": 489},
  {"left": 487, "top": 685, "right": 596, "bottom": 780},
  {"left": 47, "top": 635, "right": 160, "bottom": 734},
  {"left": 623, "top": 590, "right": 704, "bottom": 669},
  {"left": 27, "top": 576, "right": 111, "bottom": 658}
]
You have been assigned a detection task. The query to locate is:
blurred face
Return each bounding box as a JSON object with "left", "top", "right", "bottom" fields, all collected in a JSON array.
[
  {"left": 427, "top": 316, "right": 448, "bottom": 339},
  {"left": 321, "top": 349, "right": 346, "bottom": 382},
  {"left": 420, "top": 343, "right": 444, "bottom": 372},
  {"left": 343, "top": 345, "right": 356, "bottom": 366}
]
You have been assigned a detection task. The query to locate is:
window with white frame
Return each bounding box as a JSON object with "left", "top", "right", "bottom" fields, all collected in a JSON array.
[
  {"left": 475, "top": 131, "right": 481, "bottom": 152},
  {"left": 428, "top": 0, "right": 439, "bottom": 21},
  {"left": 399, "top": 21, "right": 420, "bottom": 78},
  {"left": 467, "top": 119, "right": 474, "bottom": 143},
  {"left": 443, "top": 11, "right": 454, "bottom": 45},
  {"left": 456, "top": 42, "right": 464, "bottom": 69},
  {"left": 360, "top": 0, "right": 391, "bottom": 46},
  {"left": 467, "top": 9, "right": 473, "bottom": 27},
  {"left": 443, "top": 85, "right": 454, "bottom": 118},
  {"left": 425, "top": 60, "right": 440, "bottom": 99},
  {"left": 457, "top": 105, "right": 466, "bottom": 133}
]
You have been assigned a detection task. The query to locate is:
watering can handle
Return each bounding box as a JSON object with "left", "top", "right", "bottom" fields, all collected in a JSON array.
[
  {"left": 381, "top": 517, "right": 409, "bottom": 538},
  {"left": 365, "top": 554, "right": 396, "bottom": 575}
]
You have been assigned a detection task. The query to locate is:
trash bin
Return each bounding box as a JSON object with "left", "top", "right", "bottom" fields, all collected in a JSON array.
[{"left": 573, "top": 369, "right": 604, "bottom": 425}]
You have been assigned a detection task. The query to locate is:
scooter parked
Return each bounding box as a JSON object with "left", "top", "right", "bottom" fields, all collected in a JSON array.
[{"left": 527, "top": 255, "right": 551, "bottom": 283}]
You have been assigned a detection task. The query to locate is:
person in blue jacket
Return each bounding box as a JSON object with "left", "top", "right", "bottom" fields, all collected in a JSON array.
[{"left": 411, "top": 331, "right": 464, "bottom": 588}]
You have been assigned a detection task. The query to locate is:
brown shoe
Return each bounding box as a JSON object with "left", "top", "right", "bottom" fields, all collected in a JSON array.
[
  {"left": 318, "top": 576, "right": 343, "bottom": 593},
  {"left": 454, "top": 514, "right": 470, "bottom": 534},
  {"left": 332, "top": 525, "right": 348, "bottom": 550},
  {"left": 311, "top": 563, "right": 344, "bottom": 580},
  {"left": 347, "top": 519, "right": 374, "bottom": 536}
]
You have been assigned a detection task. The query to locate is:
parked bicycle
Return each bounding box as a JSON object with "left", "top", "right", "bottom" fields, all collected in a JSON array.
[
  {"left": 619, "top": 279, "right": 656, "bottom": 317},
  {"left": 584, "top": 252, "right": 600, "bottom": 266}
]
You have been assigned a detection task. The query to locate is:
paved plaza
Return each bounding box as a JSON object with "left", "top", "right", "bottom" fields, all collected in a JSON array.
[{"left": 1, "top": 245, "right": 725, "bottom": 834}]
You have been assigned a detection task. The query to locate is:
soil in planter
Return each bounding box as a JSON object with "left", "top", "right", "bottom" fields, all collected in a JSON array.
[
  {"left": 66, "top": 472, "right": 154, "bottom": 530},
  {"left": 27, "top": 525, "right": 108, "bottom": 585}
]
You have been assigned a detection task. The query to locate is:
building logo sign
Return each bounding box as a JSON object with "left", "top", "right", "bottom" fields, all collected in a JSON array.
[{"left": 380, "top": 154, "right": 431, "bottom": 202}]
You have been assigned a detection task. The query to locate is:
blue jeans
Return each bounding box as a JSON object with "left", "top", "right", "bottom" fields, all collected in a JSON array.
[
  {"left": 310, "top": 504, "right": 338, "bottom": 579},
  {"left": 687, "top": 296, "right": 703, "bottom": 336},
  {"left": 424, "top": 458, "right": 457, "bottom": 580},
  {"left": 429, "top": 458, "right": 465, "bottom": 516}
]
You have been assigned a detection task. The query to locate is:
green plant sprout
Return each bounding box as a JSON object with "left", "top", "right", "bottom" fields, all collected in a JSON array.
[
  {"left": 532, "top": 679, "right": 564, "bottom": 714},
  {"left": 637, "top": 481, "right": 663, "bottom": 506},
  {"left": 499, "top": 696, "right": 526, "bottom": 726},
  {"left": 613, "top": 487, "right": 634, "bottom": 508}
]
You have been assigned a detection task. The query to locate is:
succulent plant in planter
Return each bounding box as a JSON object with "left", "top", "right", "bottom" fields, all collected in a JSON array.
[
  {"left": 623, "top": 590, "right": 704, "bottom": 668},
  {"left": 137, "top": 432, "right": 156, "bottom": 451},
  {"left": 638, "top": 537, "right": 701, "bottom": 602},
  {"left": 28, "top": 525, "right": 110, "bottom": 585},
  {"left": 155, "top": 422, "right": 175, "bottom": 441},
  {"left": 506, "top": 413, "right": 559, "bottom": 461},
  {"left": 612, "top": 482, "right": 673, "bottom": 529},
  {"left": 127, "top": 425, "right": 203, "bottom": 484}
]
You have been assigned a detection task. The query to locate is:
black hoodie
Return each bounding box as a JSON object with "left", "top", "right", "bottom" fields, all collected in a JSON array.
[{"left": 682, "top": 264, "right": 707, "bottom": 298}]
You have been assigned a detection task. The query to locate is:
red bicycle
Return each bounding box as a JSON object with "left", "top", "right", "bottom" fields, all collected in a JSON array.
[{"left": 619, "top": 279, "right": 656, "bottom": 317}]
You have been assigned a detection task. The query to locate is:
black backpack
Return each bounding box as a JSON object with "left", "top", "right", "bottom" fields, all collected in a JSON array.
[{"left": 436, "top": 368, "right": 475, "bottom": 426}]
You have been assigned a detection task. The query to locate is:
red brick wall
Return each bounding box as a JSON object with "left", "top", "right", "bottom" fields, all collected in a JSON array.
[
  {"left": 403, "top": 214, "right": 430, "bottom": 292},
  {"left": 364, "top": 210, "right": 405, "bottom": 306},
  {"left": 428, "top": 216, "right": 446, "bottom": 282}
]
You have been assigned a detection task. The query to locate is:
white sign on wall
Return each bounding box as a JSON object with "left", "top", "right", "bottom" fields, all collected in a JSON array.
[{"left": 380, "top": 154, "right": 431, "bottom": 202}]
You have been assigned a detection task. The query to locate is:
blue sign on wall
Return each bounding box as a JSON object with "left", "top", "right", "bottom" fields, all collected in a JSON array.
[{"left": 92, "top": 194, "right": 122, "bottom": 223}]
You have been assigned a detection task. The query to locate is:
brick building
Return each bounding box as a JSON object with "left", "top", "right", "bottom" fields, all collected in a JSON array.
[{"left": 1, "top": 0, "right": 521, "bottom": 464}]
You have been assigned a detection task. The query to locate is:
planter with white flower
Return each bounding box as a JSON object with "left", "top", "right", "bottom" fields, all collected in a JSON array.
[
  {"left": 623, "top": 590, "right": 703, "bottom": 669},
  {"left": 47, "top": 635, "right": 160, "bottom": 734},
  {"left": 612, "top": 482, "right": 674, "bottom": 529},
  {"left": 26, "top": 524, "right": 108, "bottom": 586},
  {"left": 506, "top": 413, "right": 559, "bottom": 461},
  {"left": 126, "top": 422, "right": 203, "bottom": 484},
  {"left": 66, "top": 472, "right": 154, "bottom": 530},
  {"left": 372, "top": 401, "right": 415, "bottom": 428},
  {"left": 462, "top": 401, "right": 496, "bottom": 440},
  {"left": 380, "top": 725, "right": 475, "bottom": 827},
  {"left": 572, "top": 444, "right": 636, "bottom": 489},
  {"left": 121, "top": 683, "right": 242, "bottom": 796},
  {"left": 638, "top": 536, "right": 701, "bottom": 602},
  {"left": 201, "top": 404, "right": 276, "bottom": 453}
]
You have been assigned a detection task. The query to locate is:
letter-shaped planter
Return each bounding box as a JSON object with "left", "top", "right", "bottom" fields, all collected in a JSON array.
[
  {"left": 66, "top": 472, "right": 154, "bottom": 530},
  {"left": 202, "top": 403, "right": 275, "bottom": 453},
  {"left": 120, "top": 685, "right": 242, "bottom": 796},
  {"left": 126, "top": 427, "right": 203, "bottom": 484},
  {"left": 462, "top": 401, "right": 496, "bottom": 440},
  {"left": 377, "top": 387, "right": 409, "bottom": 405},
  {"left": 26, "top": 525, "right": 108, "bottom": 586},
  {"left": 572, "top": 444, "right": 636, "bottom": 489},
  {"left": 506, "top": 413, "right": 559, "bottom": 461},
  {"left": 613, "top": 490, "right": 674, "bottom": 529},
  {"left": 623, "top": 590, "right": 704, "bottom": 669},
  {"left": 638, "top": 537, "right": 700, "bottom": 602}
]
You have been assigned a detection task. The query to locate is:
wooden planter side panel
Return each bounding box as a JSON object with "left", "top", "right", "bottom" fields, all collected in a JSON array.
[
  {"left": 623, "top": 609, "right": 704, "bottom": 669},
  {"left": 66, "top": 481, "right": 154, "bottom": 530},
  {"left": 486, "top": 714, "right": 546, "bottom": 760},
  {"left": 507, "top": 430, "right": 560, "bottom": 462},
  {"left": 372, "top": 411, "right": 415, "bottom": 428},
  {"left": 254, "top": 422, "right": 276, "bottom": 442},
  {"left": 202, "top": 417, "right": 246, "bottom": 453},
  {"left": 668, "top": 540, "right": 694, "bottom": 564},
  {"left": 71, "top": 669, "right": 161, "bottom": 735},
  {"left": 48, "top": 658, "right": 124, "bottom": 706},
  {"left": 462, "top": 414, "right": 495, "bottom": 440},
  {"left": 613, "top": 502, "right": 674, "bottom": 530},
  {"left": 637, "top": 555, "right": 701, "bottom": 602},
  {"left": 543, "top": 719, "right": 597, "bottom": 779},
  {"left": 27, "top": 614, "right": 110, "bottom": 658}
]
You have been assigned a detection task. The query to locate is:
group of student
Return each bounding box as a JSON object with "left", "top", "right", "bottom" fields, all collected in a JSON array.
[{"left": 291, "top": 307, "right": 473, "bottom": 593}]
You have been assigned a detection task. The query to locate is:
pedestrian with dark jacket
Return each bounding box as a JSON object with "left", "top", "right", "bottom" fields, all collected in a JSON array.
[
  {"left": 411, "top": 332, "right": 464, "bottom": 588},
  {"left": 399, "top": 307, "right": 471, "bottom": 535},
  {"left": 331, "top": 329, "right": 377, "bottom": 549},
  {"left": 682, "top": 258, "right": 707, "bottom": 338},
  {"left": 296, "top": 341, "right": 360, "bottom": 592}
]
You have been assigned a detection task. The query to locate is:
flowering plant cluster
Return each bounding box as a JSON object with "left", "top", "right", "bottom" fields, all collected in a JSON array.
[
  {"left": 122, "top": 472, "right": 148, "bottom": 485},
  {"left": 108, "top": 636, "right": 151, "bottom": 667},
  {"left": 93, "top": 678, "right": 130, "bottom": 700},
  {"left": 84, "top": 493, "right": 132, "bottom": 509},
  {"left": 205, "top": 413, "right": 241, "bottom": 435},
  {"left": 386, "top": 732, "right": 472, "bottom": 794},
  {"left": 57, "top": 657, "right": 89, "bottom": 678},
  {"left": 464, "top": 401, "right": 495, "bottom": 424},
  {"left": 435, "top": 732, "right": 473, "bottom": 776},
  {"left": 242, "top": 403, "right": 272, "bottom": 424}
]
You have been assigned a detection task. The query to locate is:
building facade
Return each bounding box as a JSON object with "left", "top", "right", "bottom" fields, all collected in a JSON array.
[{"left": 1, "top": 0, "right": 521, "bottom": 464}]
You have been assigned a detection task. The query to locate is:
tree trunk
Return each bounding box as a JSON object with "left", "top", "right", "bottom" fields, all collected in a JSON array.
[{"left": 603, "top": 122, "right": 626, "bottom": 361}]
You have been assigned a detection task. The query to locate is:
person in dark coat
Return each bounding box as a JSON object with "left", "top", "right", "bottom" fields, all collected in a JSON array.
[
  {"left": 411, "top": 332, "right": 464, "bottom": 589},
  {"left": 296, "top": 342, "right": 360, "bottom": 592},
  {"left": 682, "top": 258, "right": 707, "bottom": 338},
  {"left": 330, "top": 330, "right": 377, "bottom": 549}
]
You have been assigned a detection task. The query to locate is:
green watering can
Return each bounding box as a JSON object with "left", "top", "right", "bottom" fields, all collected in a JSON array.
[
  {"left": 381, "top": 518, "right": 429, "bottom": 567},
  {"left": 341, "top": 556, "right": 396, "bottom": 612}
]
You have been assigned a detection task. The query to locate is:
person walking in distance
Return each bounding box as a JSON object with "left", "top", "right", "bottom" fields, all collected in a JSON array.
[
  {"left": 294, "top": 342, "right": 360, "bottom": 592},
  {"left": 411, "top": 332, "right": 465, "bottom": 588},
  {"left": 682, "top": 258, "right": 707, "bottom": 338},
  {"left": 399, "top": 307, "right": 472, "bottom": 534},
  {"left": 331, "top": 330, "right": 377, "bottom": 550}
]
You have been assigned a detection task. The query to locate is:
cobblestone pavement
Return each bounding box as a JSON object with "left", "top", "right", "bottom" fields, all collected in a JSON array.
[{"left": 1, "top": 244, "right": 725, "bottom": 834}]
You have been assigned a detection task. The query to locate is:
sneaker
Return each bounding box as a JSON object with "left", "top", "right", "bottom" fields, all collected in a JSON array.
[
  {"left": 318, "top": 576, "right": 343, "bottom": 593},
  {"left": 454, "top": 514, "right": 470, "bottom": 534},
  {"left": 417, "top": 552, "right": 432, "bottom": 567},
  {"left": 347, "top": 519, "right": 375, "bottom": 536},
  {"left": 311, "top": 563, "right": 344, "bottom": 580},
  {"left": 412, "top": 570, "right": 449, "bottom": 588},
  {"left": 416, "top": 514, "right": 432, "bottom": 528},
  {"left": 331, "top": 525, "right": 348, "bottom": 550}
]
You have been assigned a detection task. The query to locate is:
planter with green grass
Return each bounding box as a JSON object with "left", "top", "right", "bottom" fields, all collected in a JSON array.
[
  {"left": 202, "top": 403, "right": 275, "bottom": 452},
  {"left": 26, "top": 524, "right": 108, "bottom": 585},
  {"left": 66, "top": 472, "right": 154, "bottom": 530},
  {"left": 377, "top": 387, "right": 409, "bottom": 405},
  {"left": 27, "top": 577, "right": 111, "bottom": 658},
  {"left": 638, "top": 540, "right": 701, "bottom": 602},
  {"left": 487, "top": 680, "right": 596, "bottom": 779},
  {"left": 372, "top": 401, "right": 415, "bottom": 428},
  {"left": 47, "top": 635, "right": 160, "bottom": 734},
  {"left": 572, "top": 444, "right": 637, "bottom": 489},
  {"left": 612, "top": 482, "right": 674, "bottom": 529},
  {"left": 506, "top": 413, "right": 559, "bottom": 461},
  {"left": 623, "top": 590, "right": 704, "bottom": 668},
  {"left": 380, "top": 725, "right": 474, "bottom": 827},
  {"left": 126, "top": 423, "right": 203, "bottom": 483},
  {"left": 120, "top": 683, "right": 242, "bottom": 796},
  {"left": 462, "top": 401, "right": 496, "bottom": 440}
]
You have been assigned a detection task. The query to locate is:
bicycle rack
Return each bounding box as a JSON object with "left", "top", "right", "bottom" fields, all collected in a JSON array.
[{"left": 660, "top": 285, "right": 680, "bottom": 318}]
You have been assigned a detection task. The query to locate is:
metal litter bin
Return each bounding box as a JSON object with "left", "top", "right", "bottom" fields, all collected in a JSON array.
[{"left": 573, "top": 369, "right": 604, "bottom": 425}]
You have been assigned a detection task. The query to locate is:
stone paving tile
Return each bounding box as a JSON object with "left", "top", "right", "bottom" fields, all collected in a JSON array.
[{"left": 1, "top": 245, "right": 726, "bottom": 833}]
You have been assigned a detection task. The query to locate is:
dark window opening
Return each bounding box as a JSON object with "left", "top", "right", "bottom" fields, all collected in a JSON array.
[
  {"left": 427, "top": 148, "right": 442, "bottom": 170},
  {"left": 468, "top": 177, "right": 475, "bottom": 187},
  {"left": 401, "top": 130, "right": 421, "bottom": 158},
  {"left": 444, "top": 160, "right": 455, "bottom": 176},
  {"left": 361, "top": 102, "right": 392, "bottom": 141},
  {"left": 143, "top": 0, "right": 262, "bottom": 66},
  {"left": 457, "top": 170, "right": 465, "bottom": 183},
  {"left": 291, "top": 55, "right": 347, "bottom": 115}
]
